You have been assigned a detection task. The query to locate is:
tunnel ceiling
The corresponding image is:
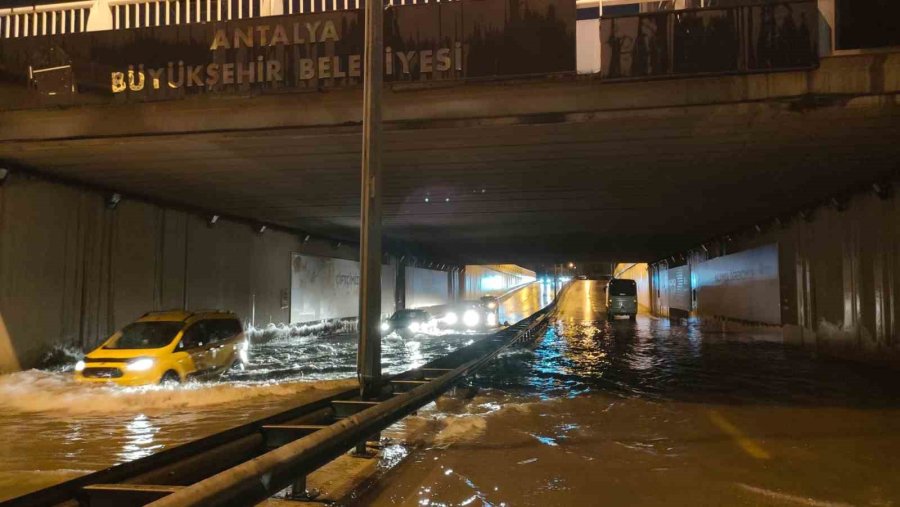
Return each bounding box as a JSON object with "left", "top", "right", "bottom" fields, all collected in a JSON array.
[{"left": 2, "top": 86, "right": 898, "bottom": 265}]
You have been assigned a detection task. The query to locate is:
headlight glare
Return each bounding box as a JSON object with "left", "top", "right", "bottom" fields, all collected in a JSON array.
[
  {"left": 463, "top": 309, "right": 480, "bottom": 327},
  {"left": 408, "top": 322, "right": 420, "bottom": 333},
  {"left": 74, "top": 360, "right": 85, "bottom": 372},
  {"left": 380, "top": 322, "right": 390, "bottom": 332},
  {"left": 126, "top": 358, "right": 155, "bottom": 372},
  {"left": 443, "top": 312, "right": 458, "bottom": 326}
]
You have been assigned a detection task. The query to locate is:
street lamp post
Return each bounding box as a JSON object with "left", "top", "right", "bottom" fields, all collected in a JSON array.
[{"left": 357, "top": 0, "right": 384, "bottom": 400}]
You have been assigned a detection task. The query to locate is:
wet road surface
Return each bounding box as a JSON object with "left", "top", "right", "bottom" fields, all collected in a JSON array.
[
  {"left": 0, "top": 283, "right": 552, "bottom": 501},
  {"left": 359, "top": 280, "right": 900, "bottom": 506}
]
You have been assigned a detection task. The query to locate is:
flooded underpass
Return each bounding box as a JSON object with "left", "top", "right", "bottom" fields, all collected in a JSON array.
[
  {"left": 0, "top": 283, "right": 553, "bottom": 502},
  {"left": 360, "top": 280, "right": 900, "bottom": 507}
]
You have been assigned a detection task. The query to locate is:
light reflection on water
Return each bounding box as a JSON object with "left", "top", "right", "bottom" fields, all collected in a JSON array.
[
  {"left": 360, "top": 281, "right": 900, "bottom": 507},
  {"left": 0, "top": 283, "right": 556, "bottom": 502}
]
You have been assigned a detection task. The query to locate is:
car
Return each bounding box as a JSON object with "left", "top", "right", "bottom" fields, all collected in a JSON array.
[
  {"left": 439, "top": 302, "right": 498, "bottom": 331},
  {"left": 606, "top": 279, "right": 638, "bottom": 321},
  {"left": 381, "top": 309, "right": 434, "bottom": 338},
  {"left": 479, "top": 295, "right": 499, "bottom": 311},
  {"left": 74, "top": 310, "right": 248, "bottom": 386}
]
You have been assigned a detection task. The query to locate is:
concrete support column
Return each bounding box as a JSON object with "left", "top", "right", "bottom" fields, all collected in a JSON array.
[{"left": 395, "top": 258, "right": 406, "bottom": 311}]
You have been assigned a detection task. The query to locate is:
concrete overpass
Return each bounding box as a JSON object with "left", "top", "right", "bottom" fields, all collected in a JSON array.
[{"left": 2, "top": 51, "right": 898, "bottom": 263}]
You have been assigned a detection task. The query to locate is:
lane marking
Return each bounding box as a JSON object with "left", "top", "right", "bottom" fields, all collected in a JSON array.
[
  {"left": 736, "top": 483, "right": 854, "bottom": 507},
  {"left": 707, "top": 410, "right": 771, "bottom": 460}
]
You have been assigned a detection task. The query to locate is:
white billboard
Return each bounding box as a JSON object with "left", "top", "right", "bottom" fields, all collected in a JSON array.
[{"left": 695, "top": 243, "right": 781, "bottom": 325}]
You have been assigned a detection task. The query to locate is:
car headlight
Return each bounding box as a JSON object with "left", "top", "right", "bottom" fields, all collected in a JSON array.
[
  {"left": 380, "top": 322, "right": 390, "bottom": 332},
  {"left": 463, "top": 309, "right": 480, "bottom": 327},
  {"left": 443, "top": 312, "right": 458, "bottom": 326},
  {"left": 408, "top": 322, "right": 420, "bottom": 333},
  {"left": 74, "top": 360, "right": 85, "bottom": 372},
  {"left": 126, "top": 358, "right": 155, "bottom": 372}
]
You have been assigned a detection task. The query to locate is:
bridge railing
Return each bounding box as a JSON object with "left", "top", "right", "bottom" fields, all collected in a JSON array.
[
  {"left": 600, "top": 0, "right": 819, "bottom": 80},
  {"left": 0, "top": 0, "right": 457, "bottom": 38},
  {"left": 0, "top": 1, "right": 93, "bottom": 38}
]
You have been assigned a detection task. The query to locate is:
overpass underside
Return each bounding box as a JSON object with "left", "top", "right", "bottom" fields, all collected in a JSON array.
[{"left": 2, "top": 52, "right": 898, "bottom": 264}]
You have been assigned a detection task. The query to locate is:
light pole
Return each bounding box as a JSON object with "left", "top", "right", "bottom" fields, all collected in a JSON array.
[{"left": 357, "top": 0, "right": 384, "bottom": 400}]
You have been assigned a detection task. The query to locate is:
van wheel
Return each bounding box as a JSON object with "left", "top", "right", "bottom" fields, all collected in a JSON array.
[{"left": 160, "top": 371, "right": 181, "bottom": 385}]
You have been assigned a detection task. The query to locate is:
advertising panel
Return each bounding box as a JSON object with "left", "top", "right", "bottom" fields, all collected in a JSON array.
[
  {"left": 290, "top": 253, "right": 395, "bottom": 323},
  {"left": 667, "top": 264, "right": 691, "bottom": 312},
  {"left": 695, "top": 243, "right": 781, "bottom": 325}
]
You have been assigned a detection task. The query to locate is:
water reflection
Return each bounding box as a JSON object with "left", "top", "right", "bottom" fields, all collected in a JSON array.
[
  {"left": 359, "top": 281, "right": 900, "bottom": 507},
  {"left": 0, "top": 287, "right": 555, "bottom": 502},
  {"left": 118, "top": 414, "right": 162, "bottom": 462}
]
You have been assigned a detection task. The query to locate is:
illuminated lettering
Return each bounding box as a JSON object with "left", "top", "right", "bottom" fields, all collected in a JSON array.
[
  {"left": 397, "top": 51, "right": 416, "bottom": 74},
  {"left": 111, "top": 72, "right": 126, "bottom": 93},
  {"left": 305, "top": 21, "right": 321, "bottom": 43},
  {"left": 271, "top": 24, "right": 289, "bottom": 46},
  {"left": 420, "top": 50, "right": 433, "bottom": 73},
  {"left": 210, "top": 29, "right": 230, "bottom": 50},
  {"left": 436, "top": 48, "right": 451, "bottom": 71},
  {"left": 298, "top": 58, "right": 314, "bottom": 80},
  {"left": 349, "top": 54, "right": 361, "bottom": 78},
  {"left": 320, "top": 20, "right": 338, "bottom": 42},
  {"left": 318, "top": 56, "right": 332, "bottom": 79}
]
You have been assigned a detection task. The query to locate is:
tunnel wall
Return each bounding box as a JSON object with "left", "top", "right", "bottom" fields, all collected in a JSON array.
[
  {"left": 461, "top": 264, "right": 537, "bottom": 300},
  {"left": 0, "top": 174, "right": 359, "bottom": 372},
  {"left": 613, "top": 263, "right": 651, "bottom": 313},
  {"left": 289, "top": 254, "right": 396, "bottom": 324},
  {"left": 648, "top": 178, "right": 900, "bottom": 361},
  {"left": 404, "top": 266, "right": 450, "bottom": 309}
]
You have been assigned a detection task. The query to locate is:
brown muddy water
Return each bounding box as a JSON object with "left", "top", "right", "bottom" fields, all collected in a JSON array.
[
  {"left": 358, "top": 280, "right": 900, "bottom": 507},
  {"left": 0, "top": 284, "right": 553, "bottom": 502}
]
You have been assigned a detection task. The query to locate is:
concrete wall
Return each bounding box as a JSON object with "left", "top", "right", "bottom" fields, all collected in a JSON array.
[
  {"left": 649, "top": 177, "right": 900, "bottom": 361},
  {"left": 0, "top": 174, "right": 361, "bottom": 372},
  {"left": 462, "top": 264, "right": 537, "bottom": 300}
]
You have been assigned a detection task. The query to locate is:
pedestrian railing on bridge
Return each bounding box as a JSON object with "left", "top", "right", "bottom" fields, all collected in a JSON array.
[
  {"left": 0, "top": 0, "right": 458, "bottom": 38},
  {"left": 600, "top": 0, "right": 819, "bottom": 80}
]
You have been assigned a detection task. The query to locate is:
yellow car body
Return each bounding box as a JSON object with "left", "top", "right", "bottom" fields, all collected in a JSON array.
[{"left": 75, "top": 310, "right": 247, "bottom": 386}]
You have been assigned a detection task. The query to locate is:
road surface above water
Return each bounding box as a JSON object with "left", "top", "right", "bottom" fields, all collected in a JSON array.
[
  {"left": 360, "top": 280, "right": 900, "bottom": 507},
  {"left": 0, "top": 283, "right": 553, "bottom": 501}
]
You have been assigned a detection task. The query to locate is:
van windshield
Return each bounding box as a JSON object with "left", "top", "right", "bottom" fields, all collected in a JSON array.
[
  {"left": 105, "top": 322, "right": 183, "bottom": 349},
  {"left": 608, "top": 280, "right": 637, "bottom": 296}
]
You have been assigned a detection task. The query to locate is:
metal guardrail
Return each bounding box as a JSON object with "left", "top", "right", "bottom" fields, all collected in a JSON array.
[{"left": 2, "top": 286, "right": 565, "bottom": 507}]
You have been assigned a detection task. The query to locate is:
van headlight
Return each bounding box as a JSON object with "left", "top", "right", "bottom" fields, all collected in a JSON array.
[
  {"left": 463, "top": 309, "right": 480, "bottom": 327},
  {"left": 74, "top": 360, "right": 85, "bottom": 372},
  {"left": 443, "top": 312, "right": 458, "bottom": 326},
  {"left": 126, "top": 358, "right": 155, "bottom": 372}
]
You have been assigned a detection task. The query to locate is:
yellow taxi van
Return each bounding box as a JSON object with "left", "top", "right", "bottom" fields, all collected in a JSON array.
[{"left": 74, "top": 310, "right": 247, "bottom": 386}]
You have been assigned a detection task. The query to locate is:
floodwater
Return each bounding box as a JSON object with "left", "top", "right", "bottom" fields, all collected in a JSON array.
[
  {"left": 0, "top": 283, "right": 552, "bottom": 502},
  {"left": 359, "top": 280, "right": 900, "bottom": 507}
]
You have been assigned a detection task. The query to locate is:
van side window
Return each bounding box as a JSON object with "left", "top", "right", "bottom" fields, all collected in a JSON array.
[
  {"left": 207, "top": 319, "right": 243, "bottom": 343},
  {"left": 180, "top": 321, "right": 208, "bottom": 349}
]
